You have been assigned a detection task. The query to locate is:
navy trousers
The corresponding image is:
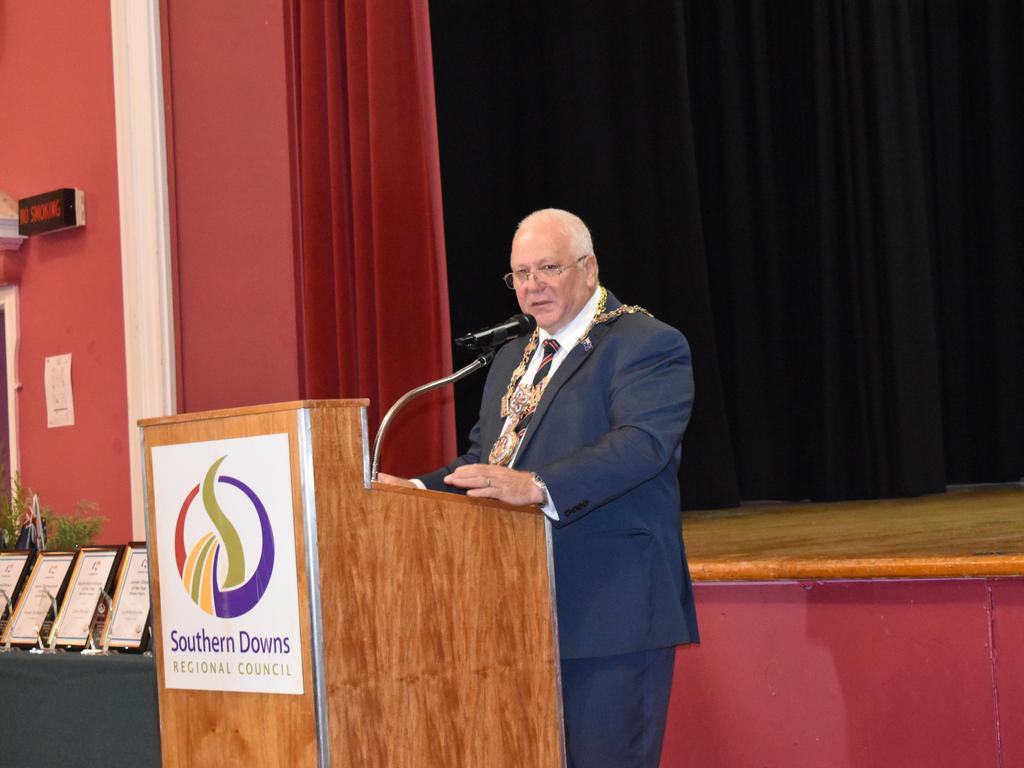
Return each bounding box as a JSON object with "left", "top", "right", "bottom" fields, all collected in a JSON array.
[{"left": 560, "top": 646, "right": 677, "bottom": 768}]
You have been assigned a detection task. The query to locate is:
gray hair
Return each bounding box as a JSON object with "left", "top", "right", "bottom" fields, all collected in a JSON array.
[{"left": 516, "top": 208, "right": 594, "bottom": 259}]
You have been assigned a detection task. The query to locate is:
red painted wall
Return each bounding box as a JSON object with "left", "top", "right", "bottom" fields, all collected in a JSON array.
[
  {"left": 162, "top": 0, "right": 302, "bottom": 412},
  {"left": 0, "top": 2, "right": 132, "bottom": 541},
  {"left": 992, "top": 579, "right": 1024, "bottom": 766},
  {"left": 662, "top": 579, "right": 1018, "bottom": 767}
]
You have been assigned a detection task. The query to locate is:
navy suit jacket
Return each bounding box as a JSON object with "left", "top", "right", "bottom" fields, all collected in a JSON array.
[{"left": 420, "top": 293, "right": 699, "bottom": 659}]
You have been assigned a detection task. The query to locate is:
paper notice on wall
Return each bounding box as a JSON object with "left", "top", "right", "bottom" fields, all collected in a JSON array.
[{"left": 45, "top": 353, "right": 75, "bottom": 427}]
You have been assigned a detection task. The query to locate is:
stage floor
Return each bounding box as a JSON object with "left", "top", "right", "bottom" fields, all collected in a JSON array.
[{"left": 682, "top": 484, "right": 1024, "bottom": 580}]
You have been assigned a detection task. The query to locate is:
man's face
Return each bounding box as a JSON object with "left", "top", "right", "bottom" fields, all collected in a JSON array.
[{"left": 510, "top": 219, "right": 597, "bottom": 334}]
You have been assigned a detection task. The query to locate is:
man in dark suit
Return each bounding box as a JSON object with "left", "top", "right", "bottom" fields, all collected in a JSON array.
[{"left": 381, "top": 208, "right": 697, "bottom": 767}]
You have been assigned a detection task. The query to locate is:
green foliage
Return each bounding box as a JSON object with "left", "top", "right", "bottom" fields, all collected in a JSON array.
[
  {"left": 0, "top": 470, "right": 104, "bottom": 550},
  {"left": 0, "top": 472, "right": 33, "bottom": 549},
  {"left": 44, "top": 501, "right": 105, "bottom": 550}
]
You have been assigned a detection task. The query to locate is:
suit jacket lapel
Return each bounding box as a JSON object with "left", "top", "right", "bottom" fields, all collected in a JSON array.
[{"left": 514, "top": 293, "right": 621, "bottom": 461}]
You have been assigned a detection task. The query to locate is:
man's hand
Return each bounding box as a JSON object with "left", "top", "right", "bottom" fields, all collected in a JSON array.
[
  {"left": 444, "top": 464, "right": 545, "bottom": 506},
  {"left": 375, "top": 472, "right": 417, "bottom": 488}
]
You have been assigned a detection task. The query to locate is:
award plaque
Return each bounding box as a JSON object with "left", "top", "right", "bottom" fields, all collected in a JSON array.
[
  {"left": 50, "top": 546, "right": 124, "bottom": 649},
  {"left": 0, "top": 550, "right": 36, "bottom": 640},
  {"left": 1, "top": 550, "right": 76, "bottom": 648},
  {"left": 104, "top": 542, "right": 152, "bottom": 652}
]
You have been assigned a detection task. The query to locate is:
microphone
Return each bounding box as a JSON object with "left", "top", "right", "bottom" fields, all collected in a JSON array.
[{"left": 454, "top": 313, "right": 536, "bottom": 350}]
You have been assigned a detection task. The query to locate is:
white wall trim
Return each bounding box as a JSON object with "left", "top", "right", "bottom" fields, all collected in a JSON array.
[
  {"left": 110, "top": 0, "right": 177, "bottom": 540},
  {"left": 0, "top": 286, "right": 20, "bottom": 481}
]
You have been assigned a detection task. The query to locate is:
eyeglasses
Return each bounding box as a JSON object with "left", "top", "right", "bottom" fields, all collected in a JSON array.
[{"left": 503, "top": 254, "right": 588, "bottom": 289}]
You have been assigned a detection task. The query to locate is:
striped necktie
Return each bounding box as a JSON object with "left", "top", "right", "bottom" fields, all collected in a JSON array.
[{"left": 531, "top": 338, "right": 561, "bottom": 386}]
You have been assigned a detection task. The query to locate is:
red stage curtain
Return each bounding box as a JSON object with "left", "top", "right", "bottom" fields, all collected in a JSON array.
[{"left": 287, "top": 0, "right": 455, "bottom": 477}]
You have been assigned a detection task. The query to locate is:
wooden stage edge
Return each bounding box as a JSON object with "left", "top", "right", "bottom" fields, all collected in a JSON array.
[{"left": 682, "top": 484, "right": 1024, "bottom": 581}]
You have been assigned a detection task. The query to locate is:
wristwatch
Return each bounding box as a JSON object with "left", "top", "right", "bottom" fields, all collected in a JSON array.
[{"left": 530, "top": 472, "right": 549, "bottom": 505}]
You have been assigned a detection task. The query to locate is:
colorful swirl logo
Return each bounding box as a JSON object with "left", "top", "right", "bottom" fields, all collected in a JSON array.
[{"left": 174, "top": 456, "right": 275, "bottom": 618}]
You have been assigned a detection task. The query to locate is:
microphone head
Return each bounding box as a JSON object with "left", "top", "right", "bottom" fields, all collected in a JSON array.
[
  {"left": 513, "top": 314, "right": 538, "bottom": 334},
  {"left": 454, "top": 313, "right": 538, "bottom": 350}
]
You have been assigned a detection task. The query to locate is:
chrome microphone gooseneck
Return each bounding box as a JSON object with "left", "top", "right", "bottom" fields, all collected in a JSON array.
[{"left": 370, "top": 348, "right": 496, "bottom": 482}]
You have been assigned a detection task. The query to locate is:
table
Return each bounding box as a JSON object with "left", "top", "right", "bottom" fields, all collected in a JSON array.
[{"left": 0, "top": 651, "right": 159, "bottom": 768}]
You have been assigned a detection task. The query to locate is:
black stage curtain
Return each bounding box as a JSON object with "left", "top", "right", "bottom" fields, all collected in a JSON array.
[{"left": 428, "top": 1, "right": 1024, "bottom": 510}]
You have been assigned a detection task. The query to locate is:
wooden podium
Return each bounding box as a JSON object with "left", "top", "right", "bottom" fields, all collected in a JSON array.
[{"left": 140, "top": 400, "right": 564, "bottom": 767}]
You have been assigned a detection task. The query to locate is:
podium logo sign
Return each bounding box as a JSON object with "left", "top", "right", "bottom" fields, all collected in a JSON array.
[
  {"left": 152, "top": 434, "right": 304, "bottom": 695},
  {"left": 177, "top": 457, "right": 274, "bottom": 618}
]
